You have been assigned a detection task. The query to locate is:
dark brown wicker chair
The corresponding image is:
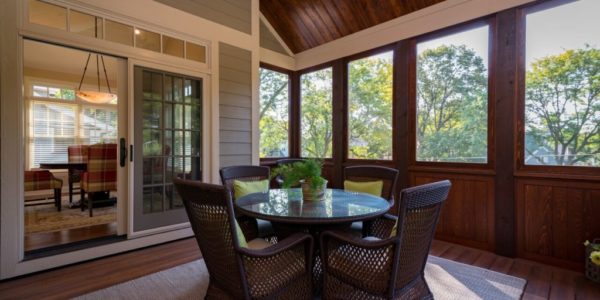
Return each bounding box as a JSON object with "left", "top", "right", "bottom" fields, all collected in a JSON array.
[
  {"left": 220, "top": 165, "right": 274, "bottom": 238},
  {"left": 320, "top": 180, "right": 451, "bottom": 299},
  {"left": 344, "top": 165, "right": 399, "bottom": 236},
  {"left": 274, "top": 159, "right": 306, "bottom": 188},
  {"left": 174, "top": 179, "right": 314, "bottom": 300}
]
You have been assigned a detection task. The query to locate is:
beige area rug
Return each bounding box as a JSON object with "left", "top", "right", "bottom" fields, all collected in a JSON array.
[
  {"left": 76, "top": 256, "right": 526, "bottom": 300},
  {"left": 25, "top": 201, "right": 116, "bottom": 234}
]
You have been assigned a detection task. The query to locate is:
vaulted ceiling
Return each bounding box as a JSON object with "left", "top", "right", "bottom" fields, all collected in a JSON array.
[{"left": 260, "top": 0, "right": 446, "bottom": 54}]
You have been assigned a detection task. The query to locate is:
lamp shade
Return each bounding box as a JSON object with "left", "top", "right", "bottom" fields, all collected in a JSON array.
[{"left": 76, "top": 90, "right": 117, "bottom": 104}]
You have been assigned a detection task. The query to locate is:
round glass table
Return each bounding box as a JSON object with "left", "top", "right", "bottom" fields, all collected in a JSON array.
[{"left": 235, "top": 188, "right": 391, "bottom": 225}]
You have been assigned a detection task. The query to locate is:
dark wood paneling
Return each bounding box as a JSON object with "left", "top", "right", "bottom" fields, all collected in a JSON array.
[
  {"left": 260, "top": 0, "right": 446, "bottom": 53},
  {"left": 516, "top": 178, "right": 600, "bottom": 271},
  {"left": 411, "top": 172, "right": 495, "bottom": 251}
]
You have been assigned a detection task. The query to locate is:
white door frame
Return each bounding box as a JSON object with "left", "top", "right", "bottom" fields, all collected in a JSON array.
[{"left": 126, "top": 58, "right": 212, "bottom": 238}]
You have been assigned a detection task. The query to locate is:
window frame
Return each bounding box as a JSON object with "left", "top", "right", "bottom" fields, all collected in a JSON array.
[
  {"left": 408, "top": 18, "right": 496, "bottom": 170},
  {"left": 258, "top": 62, "right": 293, "bottom": 161},
  {"left": 344, "top": 44, "right": 396, "bottom": 163},
  {"left": 515, "top": 0, "right": 600, "bottom": 177}
]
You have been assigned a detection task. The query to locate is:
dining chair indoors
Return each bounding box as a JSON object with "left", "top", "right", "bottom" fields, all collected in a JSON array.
[
  {"left": 174, "top": 179, "right": 314, "bottom": 300},
  {"left": 80, "top": 143, "right": 117, "bottom": 217},
  {"left": 67, "top": 145, "right": 89, "bottom": 203},
  {"left": 24, "top": 170, "right": 64, "bottom": 211},
  {"left": 220, "top": 165, "right": 274, "bottom": 238},
  {"left": 320, "top": 180, "right": 451, "bottom": 299}
]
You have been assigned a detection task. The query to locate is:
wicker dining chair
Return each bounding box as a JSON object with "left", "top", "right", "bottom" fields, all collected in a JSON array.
[
  {"left": 344, "top": 165, "right": 399, "bottom": 236},
  {"left": 274, "top": 158, "right": 306, "bottom": 188},
  {"left": 320, "top": 180, "right": 451, "bottom": 299},
  {"left": 220, "top": 165, "right": 274, "bottom": 238},
  {"left": 174, "top": 179, "right": 314, "bottom": 300}
]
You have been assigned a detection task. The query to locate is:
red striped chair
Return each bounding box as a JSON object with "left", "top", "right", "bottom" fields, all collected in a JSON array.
[
  {"left": 67, "top": 145, "right": 89, "bottom": 203},
  {"left": 24, "top": 170, "right": 63, "bottom": 211},
  {"left": 80, "top": 143, "right": 117, "bottom": 217}
]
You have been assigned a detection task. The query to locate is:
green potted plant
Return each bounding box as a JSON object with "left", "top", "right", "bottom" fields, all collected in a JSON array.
[
  {"left": 271, "top": 159, "right": 327, "bottom": 200},
  {"left": 584, "top": 239, "right": 600, "bottom": 283}
]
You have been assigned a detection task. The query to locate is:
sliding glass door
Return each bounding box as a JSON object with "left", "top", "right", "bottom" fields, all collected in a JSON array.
[{"left": 132, "top": 66, "right": 202, "bottom": 233}]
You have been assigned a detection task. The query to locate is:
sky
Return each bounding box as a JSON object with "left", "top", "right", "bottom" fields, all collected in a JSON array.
[{"left": 415, "top": 0, "right": 600, "bottom": 68}]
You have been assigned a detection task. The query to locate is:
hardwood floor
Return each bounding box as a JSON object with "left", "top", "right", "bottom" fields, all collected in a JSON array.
[
  {"left": 25, "top": 223, "right": 117, "bottom": 251},
  {"left": 1, "top": 239, "right": 598, "bottom": 299}
]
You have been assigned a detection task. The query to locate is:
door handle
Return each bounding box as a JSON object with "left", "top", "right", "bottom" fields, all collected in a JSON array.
[
  {"left": 130, "top": 145, "right": 133, "bottom": 162},
  {"left": 120, "top": 138, "right": 127, "bottom": 167}
]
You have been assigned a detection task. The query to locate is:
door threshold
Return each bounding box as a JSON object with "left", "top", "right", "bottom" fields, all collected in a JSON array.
[{"left": 24, "top": 235, "right": 127, "bottom": 261}]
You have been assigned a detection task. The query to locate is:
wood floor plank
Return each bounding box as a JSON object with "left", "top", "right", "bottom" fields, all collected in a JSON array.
[{"left": 2, "top": 239, "right": 600, "bottom": 299}]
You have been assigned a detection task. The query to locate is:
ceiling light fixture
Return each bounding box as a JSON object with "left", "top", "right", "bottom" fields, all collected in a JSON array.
[{"left": 75, "top": 53, "right": 117, "bottom": 104}]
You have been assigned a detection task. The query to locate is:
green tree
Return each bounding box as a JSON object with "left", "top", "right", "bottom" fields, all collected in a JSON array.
[
  {"left": 416, "top": 45, "right": 488, "bottom": 163},
  {"left": 348, "top": 53, "right": 393, "bottom": 160},
  {"left": 525, "top": 47, "right": 600, "bottom": 166},
  {"left": 259, "top": 68, "right": 289, "bottom": 157},
  {"left": 301, "top": 68, "right": 333, "bottom": 158}
]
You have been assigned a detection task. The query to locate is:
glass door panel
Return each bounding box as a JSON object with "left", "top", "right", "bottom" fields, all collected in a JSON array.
[{"left": 133, "top": 66, "right": 202, "bottom": 232}]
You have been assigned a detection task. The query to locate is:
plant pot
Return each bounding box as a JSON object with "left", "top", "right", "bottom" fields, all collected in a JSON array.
[
  {"left": 300, "top": 179, "right": 327, "bottom": 201},
  {"left": 586, "top": 239, "right": 600, "bottom": 284}
]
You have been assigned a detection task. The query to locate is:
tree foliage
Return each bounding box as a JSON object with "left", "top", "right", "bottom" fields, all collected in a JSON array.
[
  {"left": 301, "top": 68, "right": 333, "bottom": 158},
  {"left": 259, "top": 68, "right": 289, "bottom": 157},
  {"left": 525, "top": 47, "right": 600, "bottom": 166},
  {"left": 348, "top": 53, "right": 393, "bottom": 159},
  {"left": 416, "top": 45, "right": 488, "bottom": 163}
]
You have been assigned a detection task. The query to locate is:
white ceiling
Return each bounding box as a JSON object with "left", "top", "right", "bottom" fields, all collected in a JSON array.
[{"left": 24, "top": 40, "right": 119, "bottom": 81}]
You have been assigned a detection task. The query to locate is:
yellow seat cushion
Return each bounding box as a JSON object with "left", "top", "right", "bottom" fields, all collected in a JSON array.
[
  {"left": 344, "top": 180, "right": 384, "bottom": 197},
  {"left": 233, "top": 179, "right": 269, "bottom": 199},
  {"left": 246, "top": 238, "right": 272, "bottom": 249},
  {"left": 234, "top": 219, "right": 248, "bottom": 248}
]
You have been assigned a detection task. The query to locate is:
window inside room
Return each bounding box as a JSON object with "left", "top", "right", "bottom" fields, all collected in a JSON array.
[
  {"left": 300, "top": 67, "right": 333, "bottom": 158},
  {"left": 415, "top": 25, "right": 490, "bottom": 164},
  {"left": 524, "top": 0, "right": 600, "bottom": 167},
  {"left": 28, "top": 86, "right": 117, "bottom": 168},
  {"left": 347, "top": 51, "right": 393, "bottom": 160},
  {"left": 259, "top": 67, "right": 289, "bottom": 158}
]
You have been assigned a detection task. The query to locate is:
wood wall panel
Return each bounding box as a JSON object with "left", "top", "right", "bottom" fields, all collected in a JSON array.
[
  {"left": 517, "top": 178, "right": 600, "bottom": 270},
  {"left": 411, "top": 172, "right": 495, "bottom": 250}
]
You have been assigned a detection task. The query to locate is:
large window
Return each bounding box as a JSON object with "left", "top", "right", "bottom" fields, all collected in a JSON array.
[
  {"left": 348, "top": 51, "right": 393, "bottom": 160},
  {"left": 524, "top": 0, "right": 600, "bottom": 167},
  {"left": 28, "top": 84, "right": 117, "bottom": 168},
  {"left": 300, "top": 67, "right": 333, "bottom": 158},
  {"left": 416, "top": 25, "right": 489, "bottom": 163},
  {"left": 259, "top": 67, "right": 289, "bottom": 158}
]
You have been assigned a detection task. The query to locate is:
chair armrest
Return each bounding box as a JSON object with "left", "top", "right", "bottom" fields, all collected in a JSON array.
[
  {"left": 237, "top": 233, "right": 313, "bottom": 298},
  {"left": 368, "top": 213, "right": 398, "bottom": 239},
  {"left": 238, "top": 232, "right": 313, "bottom": 258}
]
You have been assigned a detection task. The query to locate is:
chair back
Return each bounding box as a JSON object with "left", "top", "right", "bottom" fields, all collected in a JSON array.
[
  {"left": 68, "top": 145, "right": 90, "bottom": 163},
  {"left": 24, "top": 170, "right": 62, "bottom": 191},
  {"left": 392, "top": 180, "right": 451, "bottom": 290},
  {"left": 219, "top": 165, "right": 270, "bottom": 200},
  {"left": 84, "top": 143, "right": 117, "bottom": 192},
  {"left": 344, "top": 165, "right": 399, "bottom": 202},
  {"left": 174, "top": 179, "right": 246, "bottom": 298}
]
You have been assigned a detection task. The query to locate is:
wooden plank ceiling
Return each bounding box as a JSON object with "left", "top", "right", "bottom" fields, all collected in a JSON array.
[{"left": 260, "top": 0, "right": 446, "bottom": 53}]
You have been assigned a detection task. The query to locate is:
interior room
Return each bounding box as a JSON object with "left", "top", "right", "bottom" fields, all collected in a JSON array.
[{"left": 0, "top": 0, "right": 599, "bottom": 299}]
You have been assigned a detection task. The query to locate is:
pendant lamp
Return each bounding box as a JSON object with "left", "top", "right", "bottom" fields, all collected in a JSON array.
[{"left": 75, "top": 53, "right": 117, "bottom": 104}]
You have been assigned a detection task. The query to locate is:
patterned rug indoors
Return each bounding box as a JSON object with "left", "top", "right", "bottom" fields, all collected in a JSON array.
[
  {"left": 25, "top": 201, "right": 116, "bottom": 234},
  {"left": 77, "top": 255, "right": 526, "bottom": 300}
]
